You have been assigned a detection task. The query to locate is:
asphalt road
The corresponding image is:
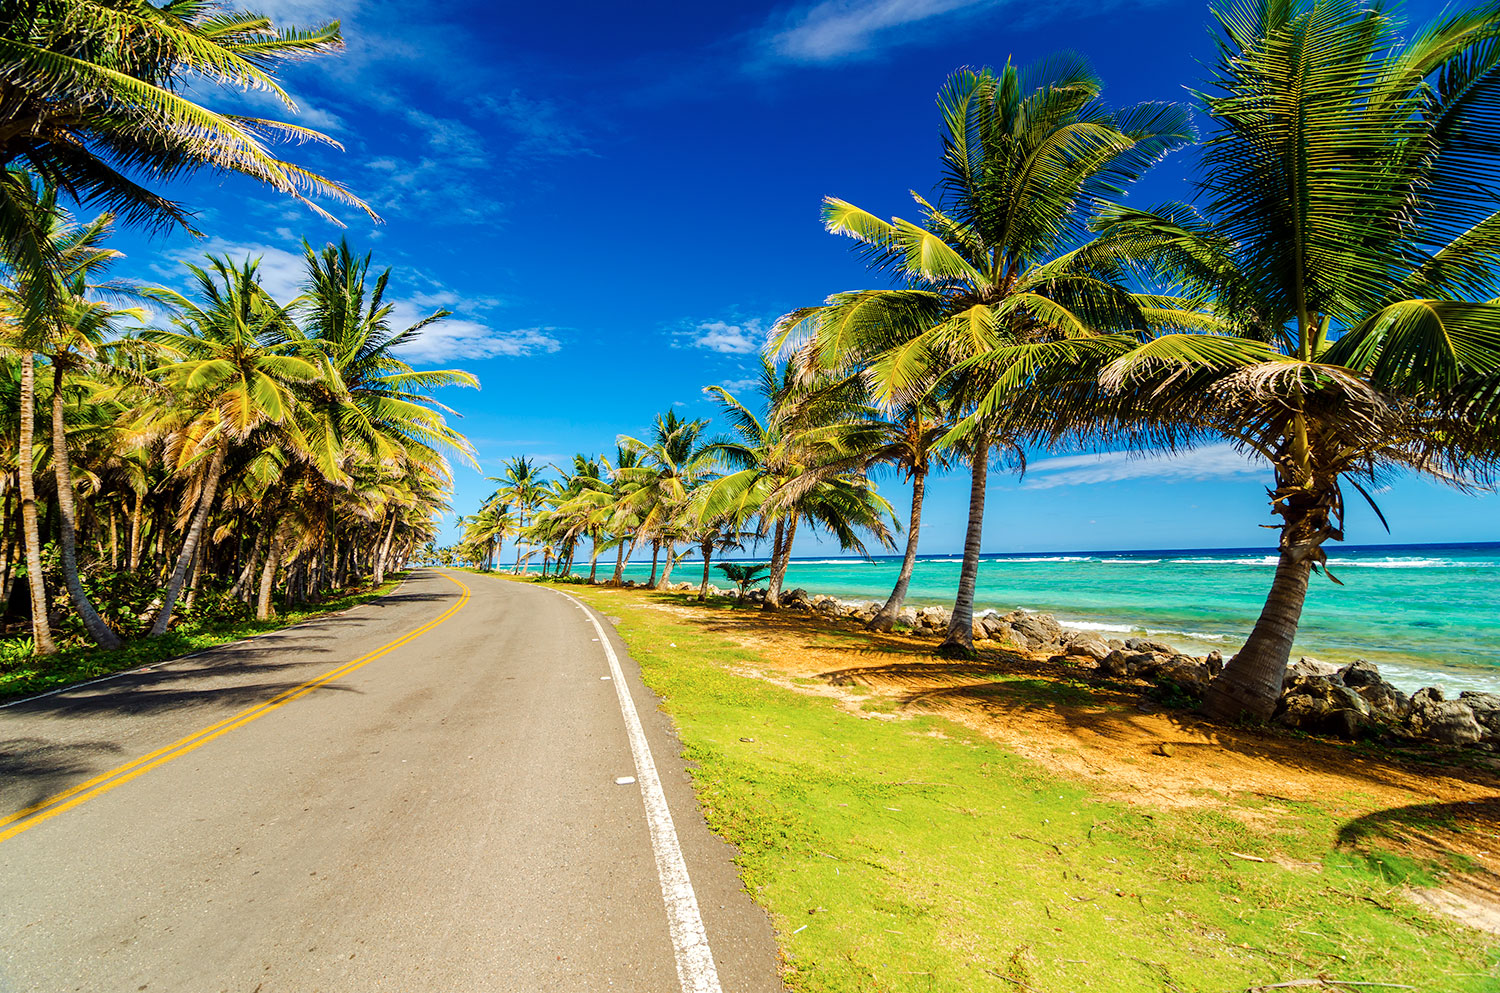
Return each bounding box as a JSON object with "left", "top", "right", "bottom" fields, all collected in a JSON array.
[{"left": 0, "top": 570, "right": 783, "bottom": 993}]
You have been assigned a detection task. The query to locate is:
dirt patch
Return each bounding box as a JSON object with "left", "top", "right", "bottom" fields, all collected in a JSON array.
[{"left": 596, "top": 587, "right": 1500, "bottom": 931}]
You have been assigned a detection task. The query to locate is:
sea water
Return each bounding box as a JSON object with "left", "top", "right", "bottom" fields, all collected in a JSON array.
[{"left": 614, "top": 542, "right": 1500, "bottom": 695}]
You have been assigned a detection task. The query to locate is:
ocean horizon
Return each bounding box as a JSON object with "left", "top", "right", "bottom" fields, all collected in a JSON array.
[{"left": 606, "top": 539, "right": 1500, "bottom": 695}]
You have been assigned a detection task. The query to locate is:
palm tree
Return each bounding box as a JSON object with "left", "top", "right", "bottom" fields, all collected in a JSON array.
[
  {"left": 0, "top": 178, "right": 138, "bottom": 650},
  {"left": 134, "top": 256, "right": 322, "bottom": 635},
  {"left": 717, "top": 561, "right": 770, "bottom": 597},
  {"left": 1071, "top": 0, "right": 1500, "bottom": 720},
  {"left": 617, "top": 411, "right": 718, "bottom": 590},
  {"left": 774, "top": 59, "right": 1192, "bottom": 653},
  {"left": 0, "top": 0, "right": 371, "bottom": 254},
  {"left": 703, "top": 363, "right": 898, "bottom": 608},
  {"left": 491, "top": 457, "right": 546, "bottom": 572},
  {"left": 605, "top": 444, "right": 643, "bottom": 585}
]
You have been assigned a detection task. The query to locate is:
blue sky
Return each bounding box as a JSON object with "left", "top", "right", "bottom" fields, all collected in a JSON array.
[{"left": 109, "top": 0, "right": 1496, "bottom": 555}]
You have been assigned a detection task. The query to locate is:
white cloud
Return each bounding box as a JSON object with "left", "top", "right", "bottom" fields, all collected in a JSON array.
[
  {"left": 482, "top": 90, "right": 595, "bottom": 160},
  {"left": 391, "top": 316, "right": 562, "bottom": 363},
  {"left": 158, "top": 238, "right": 558, "bottom": 364},
  {"left": 767, "top": 0, "right": 996, "bottom": 61},
  {"left": 689, "top": 318, "right": 765, "bottom": 354},
  {"left": 1020, "top": 444, "right": 1265, "bottom": 490},
  {"left": 715, "top": 376, "right": 762, "bottom": 393}
]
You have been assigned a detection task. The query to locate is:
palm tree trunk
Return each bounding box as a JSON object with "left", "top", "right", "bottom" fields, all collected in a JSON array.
[
  {"left": 941, "top": 441, "right": 989, "bottom": 657},
  {"left": 647, "top": 540, "right": 660, "bottom": 587},
  {"left": 182, "top": 538, "right": 205, "bottom": 614},
  {"left": 588, "top": 536, "right": 601, "bottom": 584},
  {"left": 257, "top": 540, "right": 281, "bottom": 620},
  {"left": 150, "top": 440, "right": 227, "bottom": 637},
  {"left": 1203, "top": 547, "right": 1314, "bottom": 721},
  {"left": 228, "top": 533, "right": 262, "bottom": 604},
  {"left": 108, "top": 505, "right": 119, "bottom": 569},
  {"left": 611, "top": 537, "right": 629, "bottom": 585},
  {"left": 869, "top": 468, "right": 926, "bottom": 633},
  {"left": 698, "top": 538, "right": 714, "bottom": 601},
  {"left": 373, "top": 514, "right": 397, "bottom": 585},
  {"left": 51, "top": 365, "right": 122, "bottom": 649},
  {"left": 128, "top": 490, "right": 144, "bottom": 571},
  {"left": 17, "top": 353, "right": 54, "bottom": 654},
  {"left": 764, "top": 516, "right": 797, "bottom": 611},
  {"left": 656, "top": 540, "right": 676, "bottom": 588}
]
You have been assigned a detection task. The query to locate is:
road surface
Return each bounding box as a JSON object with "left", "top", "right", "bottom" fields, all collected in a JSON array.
[{"left": 0, "top": 570, "right": 783, "bottom": 992}]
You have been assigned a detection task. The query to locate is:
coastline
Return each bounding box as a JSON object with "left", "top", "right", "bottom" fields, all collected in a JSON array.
[{"left": 607, "top": 540, "right": 1500, "bottom": 695}]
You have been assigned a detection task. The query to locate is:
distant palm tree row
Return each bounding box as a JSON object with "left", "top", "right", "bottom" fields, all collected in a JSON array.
[
  {"left": 0, "top": 3, "right": 475, "bottom": 656},
  {"left": 466, "top": 0, "right": 1500, "bottom": 727}
]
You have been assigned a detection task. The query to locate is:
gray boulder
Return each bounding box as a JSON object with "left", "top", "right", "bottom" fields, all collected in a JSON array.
[
  {"left": 1009, "top": 614, "right": 1056, "bottom": 650},
  {"left": 1204, "top": 650, "right": 1224, "bottom": 677},
  {"left": 895, "top": 606, "right": 918, "bottom": 628},
  {"left": 1098, "top": 649, "right": 1156, "bottom": 678},
  {"left": 1275, "top": 676, "right": 1373, "bottom": 739},
  {"left": 782, "top": 588, "right": 813, "bottom": 610},
  {"left": 1337, "top": 660, "right": 1410, "bottom": 722},
  {"left": 1459, "top": 691, "right": 1500, "bottom": 739},
  {"left": 1065, "top": 635, "right": 1112, "bottom": 662},
  {"left": 1154, "top": 656, "right": 1213, "bottom": 698},
  {"left": 1282, "top": 656, "right": 1342, "bottom": 690},
  {"left": 977, "top": 615, "right": 1012, "bottom": 643},
  {"left": 1405, "top": 687, "right": 1485, "bottom": 746},
  {"left": 1125, "top": 637, "right": 1177, "bottom": 655}
]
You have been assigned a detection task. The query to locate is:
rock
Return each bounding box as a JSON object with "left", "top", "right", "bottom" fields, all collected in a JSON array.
[
  {"left": 1155, "top": 742, "right": 1176, "bottom": 757},
  {"left": 1098, "top": 649, "right": 1152, "bottom": 678},
  {"left": 814, "top": 598, "right": 842, "bottom": 618},
  {"left": 1106, "top": 638, "right": 1125, "bottom": 651},
  {"left": 1066, "top": 636, "right": 1112, "bottom": 662},
  {"left": 1405, "top": 687, "right": 1485, "bottom": 746},
  {"left": 1153, "top": 656, "right": 1212, "bottom": 698},
  {"left": 1204, "top": 650, "right": 1224, "bottom": 677},
  {"left": 1274, "top": 675, "right": 1373, "bottom": 739},
  {"left": 1010, "top": 614, "right": 1055, "bottom": 651},
  {"left": 782, "top": 588, "right": 813, "bottom": 610},
  {"left": 978, "top": 615, "right": 1011, "bottom": 642},
  {"left": 896, "top": 606, "right": 918, "bottom": 628},
  {"left": 745, "top": 588, "right": 766, "bottom": 604},
  {"left": 1337, "top": 660, "right": 1410, "bottom": 722},
  {"left": 1125, "top": 637, "right": 1176, "bottom": 655},
  {"left": 1459, "top": 691, "right": 1500, "bottom": 739},
  {"left": 1282, "top": 656, "right": 1342, "bottom": 690}
]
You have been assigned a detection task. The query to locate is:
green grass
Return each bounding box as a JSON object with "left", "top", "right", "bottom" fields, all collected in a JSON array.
[
  {"left": 552, "top": 581, "right": 1499, "bottom": 993},
  {"left": 0, "top": 574, "right": 406, "bottom": 703}
]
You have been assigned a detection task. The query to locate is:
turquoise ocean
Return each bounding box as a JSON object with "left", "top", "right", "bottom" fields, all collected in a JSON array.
[{"left": 615, "top": 542, "right": 1500, "bottom": 695}]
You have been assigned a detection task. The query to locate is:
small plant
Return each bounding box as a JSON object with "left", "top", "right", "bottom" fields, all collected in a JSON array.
[{"left": 716, "top": 562, "right": 770, "bottom": 596}]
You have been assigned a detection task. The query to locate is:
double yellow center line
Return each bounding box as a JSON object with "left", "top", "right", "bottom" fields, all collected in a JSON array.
[{"left": 0, "top": 572, "right": 471, "bottom": 846}]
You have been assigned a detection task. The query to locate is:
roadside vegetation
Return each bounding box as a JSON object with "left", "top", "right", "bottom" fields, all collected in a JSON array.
[
  {"left": 1, "top": 4, "right": 475, "bottom": 686},
  {"left": 538, "top": 577, "right": 1500, "bottom": 992}
]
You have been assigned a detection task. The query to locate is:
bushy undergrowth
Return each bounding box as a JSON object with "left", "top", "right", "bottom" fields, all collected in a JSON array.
[{"left": 0, "top": 574, "right": 404, "bottom": 701}]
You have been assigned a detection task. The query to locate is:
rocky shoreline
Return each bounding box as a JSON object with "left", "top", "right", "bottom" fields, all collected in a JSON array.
[{"left": 637, "top": 579, "right": 1500, "bottom": 750}]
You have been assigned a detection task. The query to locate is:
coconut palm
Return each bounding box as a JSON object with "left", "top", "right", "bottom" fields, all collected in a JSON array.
[
  {"left": 490, "top": 457, "right": 546, "bottom": 572},
  {"left": 0, "top": 178, "right": 137, "bottom": 650},
  {"left": 133, "top": 255, "right": 322, "bottom": 635},
  {"left": 1068, "top": 0, "right": 1500, "bottom": 720},
  {"left": 703, "top": 363, "right": 898, "bottom": 607},
  {"left": 774, "top": 58, "right": 1193, "bottom": 653},
  {"left": 617, "top": 411, "right": 718, "bottom": 590},
  {"left": 717, "top": 561, "right": 770, "bottom": 597},
  {"left": 0, "top": 0, "right": 371, "bottom": 254}
]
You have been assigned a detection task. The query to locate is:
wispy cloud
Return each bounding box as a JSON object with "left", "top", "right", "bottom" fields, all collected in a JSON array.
[
  {"left": 685, "top": 318, "right": 766, "bottom": 354},
  {"left": 765, "top": 0, "right": 998, "bottom": 62},
  {"left": 481, "top": 90, "right": 596, "bottom": 160},
  {"left": 1021, "top": 444, "right": 1265, "bottom": 490},
  {"left": 157, "top": 238, "right": 558, "bottom": 364}
]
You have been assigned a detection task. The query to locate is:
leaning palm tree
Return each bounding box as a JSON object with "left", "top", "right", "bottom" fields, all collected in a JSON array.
[
  {"left": 1067, "top": 0, "right": 1500, "bottom": 720},
  {"left": 617, "top": 411, "right": 718, "bottom": 590},
  {"left": 0, "top": 0, "right": 371, "bottom": 252},
  {"left": 132, "top": 255, "right": 322, "bottom": 635},
  {"left": 774, "top": 58, "right": 1193, "bottom": 654},
  {"left": 0, "top": 178, "right": 135, "bottom": 650}
]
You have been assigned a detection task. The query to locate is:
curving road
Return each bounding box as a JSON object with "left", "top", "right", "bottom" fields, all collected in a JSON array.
[{"left": 0, "top": 570, "right": 782, "bottom": 993}]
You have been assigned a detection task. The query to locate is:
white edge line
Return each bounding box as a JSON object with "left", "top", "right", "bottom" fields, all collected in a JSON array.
[
  {"left": 0, "top": 572, "right": 416, "bottom": 711},
  {"left": 549, "top": 586, "right": 724, "bottom": 993}
]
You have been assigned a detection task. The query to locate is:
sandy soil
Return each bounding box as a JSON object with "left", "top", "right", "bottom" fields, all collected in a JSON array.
[{"left": 596, "top": 588, "right": 1500, "bottom": 935}]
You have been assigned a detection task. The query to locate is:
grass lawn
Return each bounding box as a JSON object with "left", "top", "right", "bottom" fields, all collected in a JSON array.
[
  {"left": 0, "top": 574, "right": 407, "bottom": 703},
  {"left": 541, "top": 578, "right": 1499, "bottom": 993}
]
